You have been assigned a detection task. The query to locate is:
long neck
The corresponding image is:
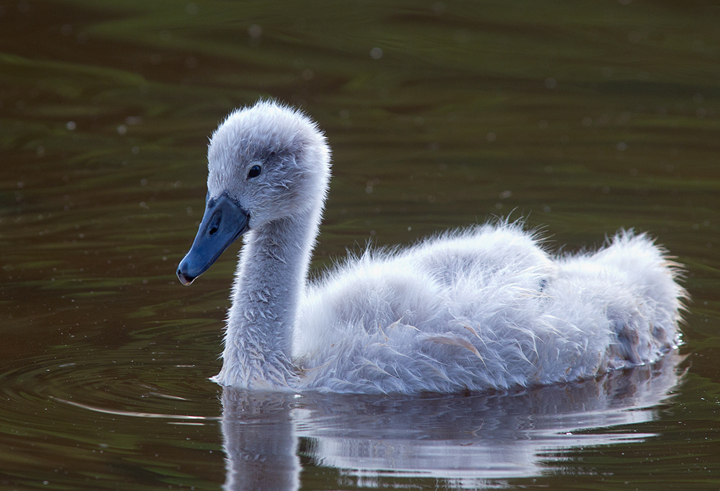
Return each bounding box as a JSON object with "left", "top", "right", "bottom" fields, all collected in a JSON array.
[{"left": 214, "top": 206, "right": 320, "bottom": 390}]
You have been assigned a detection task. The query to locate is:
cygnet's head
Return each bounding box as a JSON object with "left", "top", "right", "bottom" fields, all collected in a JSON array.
[
  {"left": 207, "top": 101, "right": 331, "bottom": 227},
  {"left": 177, "top": 100, "right": 331, "bottom": 285}
]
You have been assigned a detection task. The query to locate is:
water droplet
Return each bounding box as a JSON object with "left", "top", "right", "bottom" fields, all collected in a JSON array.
[{"left": 248, "top": 24, "right": 262, "bottom": 38}]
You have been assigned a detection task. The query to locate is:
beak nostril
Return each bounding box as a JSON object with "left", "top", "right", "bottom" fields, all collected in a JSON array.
[{"left": 208, "top": 211, "right": 222, "bottom": 236}]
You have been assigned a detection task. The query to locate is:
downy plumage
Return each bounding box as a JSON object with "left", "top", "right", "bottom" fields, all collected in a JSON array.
[{"left": 177, "top": 100, "right": 685, "bottom": 394}]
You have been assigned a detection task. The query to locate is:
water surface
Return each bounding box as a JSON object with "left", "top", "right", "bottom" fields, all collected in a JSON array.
[{"left": 1, "top": 0, "right": 720, "bottom": 489}]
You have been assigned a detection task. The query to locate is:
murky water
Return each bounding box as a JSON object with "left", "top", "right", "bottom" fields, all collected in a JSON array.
[{"left": 2, "top": 0, "right": 719, "bottom": 489}]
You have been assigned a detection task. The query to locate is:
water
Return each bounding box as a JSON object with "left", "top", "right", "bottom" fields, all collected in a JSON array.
[{"left": 1, "top": 0, "right": 719, "bottom": 489}]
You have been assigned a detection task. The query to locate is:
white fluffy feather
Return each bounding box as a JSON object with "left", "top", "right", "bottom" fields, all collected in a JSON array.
[{"left": 191, "top": 100, "right": 685, "bottom": 394}]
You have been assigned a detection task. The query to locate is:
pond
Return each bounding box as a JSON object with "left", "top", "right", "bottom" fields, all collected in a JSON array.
[{"left": 1, "top": 0, "right": 719, "bottom": 489}]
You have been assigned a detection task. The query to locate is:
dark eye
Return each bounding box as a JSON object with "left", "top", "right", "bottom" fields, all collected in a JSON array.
[{"left": 247, "top": 165, "right": 261, "bottom": 179}]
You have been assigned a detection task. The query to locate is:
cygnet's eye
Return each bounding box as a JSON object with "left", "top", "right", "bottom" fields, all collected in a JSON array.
[{"left": 247, "top": 165, "right": 262, "bottom": 179}]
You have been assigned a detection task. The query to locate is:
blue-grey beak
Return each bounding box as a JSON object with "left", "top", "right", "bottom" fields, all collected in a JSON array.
[{"left": 177, "top": 194, "right": 250, "bottom": 286}]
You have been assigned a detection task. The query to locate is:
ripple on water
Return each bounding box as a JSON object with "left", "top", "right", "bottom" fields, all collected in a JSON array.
[
  {"left": 2, "top": 343, "right": 222, "bottom": 438},
  {"left": 0, "top": 339, "right": 225, "bottom": 488}
]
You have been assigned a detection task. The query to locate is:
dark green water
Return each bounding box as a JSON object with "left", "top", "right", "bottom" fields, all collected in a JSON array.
[{"left": 1, "top": 0, "right": 719, "bottom": 489}]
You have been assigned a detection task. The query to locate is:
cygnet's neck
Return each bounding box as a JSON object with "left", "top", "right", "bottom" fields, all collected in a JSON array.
[{"left": 214, "top": 206, "right": 320, "bottom": 390}]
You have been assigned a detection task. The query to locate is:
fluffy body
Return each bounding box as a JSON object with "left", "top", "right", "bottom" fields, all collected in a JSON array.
[
  {"left": 295, "top": 226, "right": 683, "bottom": 393},
  {"left": 193, "top": 100, "right": 684, "bottom": 394}
]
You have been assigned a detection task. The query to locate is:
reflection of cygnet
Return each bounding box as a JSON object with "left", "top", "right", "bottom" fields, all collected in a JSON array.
[
  {"left": 220, "top": 353, "right": 684, "bottom": 491},
  {"left": 220, "top": 391, "right": 299, "bottom": 491},
  {"left": 178, "top": 100, "right": 685, "bottom": 394}
]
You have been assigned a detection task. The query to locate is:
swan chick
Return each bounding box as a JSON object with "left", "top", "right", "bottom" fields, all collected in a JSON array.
[{"left": 177, "top": 100, "right": 685, "bottom": 394}]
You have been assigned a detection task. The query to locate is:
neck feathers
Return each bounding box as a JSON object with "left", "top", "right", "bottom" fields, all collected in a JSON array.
[{"left": 214, "top": 205, "right": 322, "bottom": 389}]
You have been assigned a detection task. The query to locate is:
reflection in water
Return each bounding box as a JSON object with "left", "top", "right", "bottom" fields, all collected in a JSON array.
[
  {"left": 221, "top": 391, "right": 300, "bottom": 491},
  {"left": 220, "top": 352, "right": 684, "bottom": 490}
]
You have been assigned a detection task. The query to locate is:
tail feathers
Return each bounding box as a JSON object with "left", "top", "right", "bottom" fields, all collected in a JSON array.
[
  {"left": 593, "top": 231, "right": 685, "bottom": 354},
  {"left": 596, "top": 231, "right": 685, "bottom": 304}
]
